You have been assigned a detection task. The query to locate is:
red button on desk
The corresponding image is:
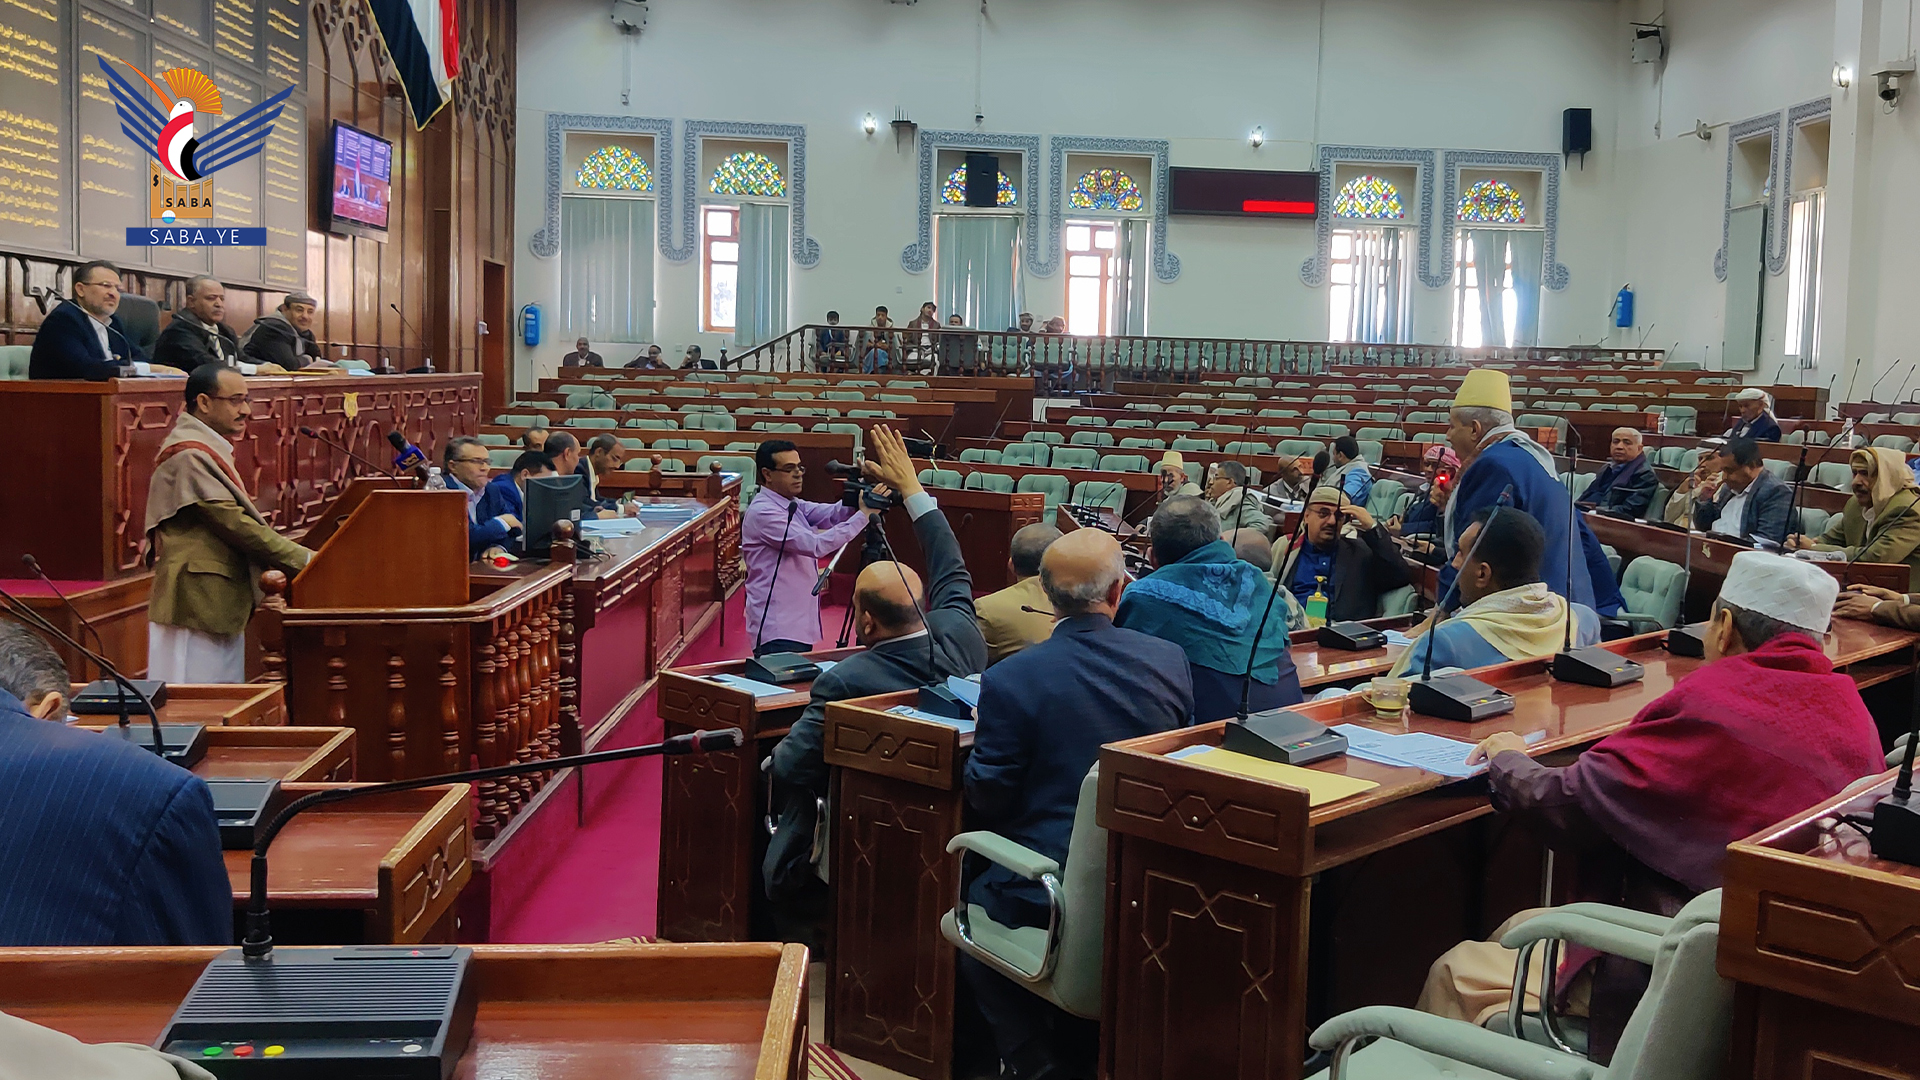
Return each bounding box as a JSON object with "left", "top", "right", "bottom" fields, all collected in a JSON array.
[{"left": 232, "top": 1046, "right": 254, "bottom": 1057}]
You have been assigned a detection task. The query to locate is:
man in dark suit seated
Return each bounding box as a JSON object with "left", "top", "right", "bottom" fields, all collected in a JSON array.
[
  {"left": 0, "top": 623, "right": 231, "bottom": 946},
  {"left": 27, "top": 260, "right": 155, "bottom": 380},
  {"left": 152, "top": 275, "right": 243, "bottom": 372},
  {"left": 475, "top": 451, "right": 554, "bottom": 556},
  {"left": 963, "top": 528, "right": 1191, "bottom": 1080},
  {"left": 1118, "top": 495, "right": 1302, "bottom": 723},
  {"left": 1691, "top": 437, "right": 1793, "bottom": 544},
  {"left": 765, "top": 426, "right": 988, "bottom": 909}
]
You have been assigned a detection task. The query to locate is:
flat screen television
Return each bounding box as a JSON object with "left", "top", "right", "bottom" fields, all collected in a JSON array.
[{"left": 327, "top": 120, "right": 392, "bottom": 239}]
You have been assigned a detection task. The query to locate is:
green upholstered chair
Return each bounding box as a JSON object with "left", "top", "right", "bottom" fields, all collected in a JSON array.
[
  {"left": 791, "top": 406, "right": 838, "bottom": 418},
  {"left": 959, "top": 447, "right": 1003, "bottom": 465},
  {"left": 495, "top": 413, "right": 549, "bottom": 427},
  {"left": 964, "top": 471, "right": 1015, "bottom": 493},
  {"left": 1302, "top": 422, "right": 1350, "bottom": 439},
  {"left": 685, "top": 371, "right": 729, "bottom": 382},
  {"left": 1364, "top": 478, "right": 1405, "bottom": 521},
  {"left": 476, "top": 433, "right": 510, "bottom": 446},
  {"left": 1118, "top": 437, "right": 1166, "bottom": 451},
  {"left": 0, "top": 344, "right": 32, "bottom": 379},
  {"left": 772, "top": 390, "right": 817, "bottom": 399},
  {"left": 620, "top": 457, "right": 652, "bottom": 471},
  {"left": 822, "top": 389, "right": 866, "bottom": 401},
  {"left": 918, "top": 468, "right": 964, "bottom": 490},
  {"left": 1069, "top": 430, "right": 1116, "bottom": 447},
  {"left": 1000, "top": 443, "right": 1048, "bottom": 467},
  {"left": 1812, "top": 461, "right": 1851, "bottom": 488},
  {"left": 1224, "top": 441, "right": 1273, "bottom": 456},
  {"left": 624, "top": 417, "right": 679, "bottom": 430},
  {"left": 696, "top": 455, "right": 759, "bottom": 508},
  {"left": 885, "top": 379, "right": 929, "bottom": 388},
  {"left": 1794, "top": 506, "right": 1831, "bottom": 537},
  {"left": 1112, "top": 418, "right": 1152, "bottom": 429},
  {"left": 1278, "top": 439, "right": 1325, "bottom": 459},
  {"left": 1873, "top": 433, "right": 1916, "bottom": 453},
  {"left": 790, "top": 377, "right": 829, "bottom": 386},
  {"left": 1761, "top": 458, "right": 1795, "bottom": 483},
  {"left": 1159, "top": 420, "right": 1200, "bottom": 431},
  {"left": 822, "top": 423, "right": 864, "bottom": 451},
  {"left": 1306, "top": 409, "right": 1351, "bottom": 421},
  {"left": 846, "top": 409, "right": 896, "bottom": 418},
  {"left": 753, "top": 422, "right": 806, "bottom": 432},
  {"left": 653, "top": 457, "right": 689, "bottom": 473},
  {"left": 680, "top": 403, "right": 727, "bottom": 414},
  {"left": 486, "top": 448, "right": 520, "bottom": 467},
  {"left": 1050, "top": 446, "right": 1098, "bottom": 471},
  {"left": 1376, "top": 586, "right": 1419, "bottom": 617},
  {"left": 1645, "top": 405, "right": 1696, "bottom": 435},
  {"left": 1071, "top": 481, "right": 1127, "bottom": 513},
  {"left": 1258, "top": 407, "right": 1301, "bottom": 419},
  {"left": 1098, "top": 454, "right": 1150, "bottom": 473},
  {"left": 1015, "top": 474, "right": 1071, "bottom": 514},
  {"left": 652, "top": 437, "right": 709, "bottom": 452},
  {"left": 683, "top": 412, "right": 738, "bottom": 431},
  {"left": 1306, "top": 891, "right": 1729, "bottom": 1080},
  {"left": 1170, "top": 437, "right": 1218, "bottom": 453},
  {"left": 664, "top": 385, "right": 708, "bottom": 397},
  {"left": 1023, "top": 430, "right": 1066, "bottom": 445},
  {"left": 1067, "top": 415, "right": 1108, "bottom": 427},
  {"left": 570, "top": 417, "right": 617, "bottom": 429},
  {"left": 940, "top": 768, "right": 1105, "bottom": 1019},
  {"left": 1356, "top": 427, "right": 1404, "bottom": 442},
  {"left": 1613, "top": 556, "right": 1687, "bottom": 631},
  {"left": 1356, "top": 440, "right": 1385, "bottom": 465},
  {"left": 1256, "top": 425, "right": 1302, "bottom": 438}
]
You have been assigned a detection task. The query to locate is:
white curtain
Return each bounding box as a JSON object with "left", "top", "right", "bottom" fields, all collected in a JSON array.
[
  {"left": 1346, "top": 227, "right": 1405, "bottom": 344},
  {"left": 560, "top": 195, "right": 655, "bottom": 342},
  {"left": 1506, "top": 230, "right": 1545, "bottom": 348},
  {"left": 1469, "top": 230, "right": 1509, "bottom": 348},
  {"left": 734, "top": 202, "right": 790, "bottom": 349},
  {"left": 1112, "top": 218, "right": 1149, "bottom": 336},
  {"left": 936, "top": 215, "right": 1023, "bottom": 331}
]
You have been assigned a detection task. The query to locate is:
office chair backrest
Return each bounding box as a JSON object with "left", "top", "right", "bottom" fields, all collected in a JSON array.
[{"left": 1608, "top": 891, "right": 1730, "bottom": 1080}]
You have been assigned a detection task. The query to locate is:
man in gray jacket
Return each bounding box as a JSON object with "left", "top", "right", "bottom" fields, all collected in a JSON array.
[
  {"left": 239, "top": 292, "right": 326, "bottom": 369},
  {"left": 1691, "top": 438, "right": 1793, "bottom": 544}
]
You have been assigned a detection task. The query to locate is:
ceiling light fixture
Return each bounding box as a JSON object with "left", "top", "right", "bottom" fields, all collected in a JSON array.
[{"left": 1249, "top": 126, "right": 1266, "bottom": 149}]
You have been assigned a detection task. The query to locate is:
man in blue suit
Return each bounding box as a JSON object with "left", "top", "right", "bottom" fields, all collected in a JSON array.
[
  {"left": 0, "top": 623, "right": 231, "bottom": 946},
  {"left": 1441, "top": 369, "right": 1624, "bottom": 617},
  {"left": 28, "top": 261, "right": 151, "bottom": 380},
  {"left": 963, "top": 528, "right": 1191, "bottom": 1080}
]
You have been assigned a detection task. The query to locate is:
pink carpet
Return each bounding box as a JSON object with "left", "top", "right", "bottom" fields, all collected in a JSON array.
[{"left": 487, "top": 586, "right": 850, "bottom": 943}]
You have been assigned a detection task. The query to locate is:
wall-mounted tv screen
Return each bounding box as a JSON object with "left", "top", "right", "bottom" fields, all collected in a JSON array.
[
  {"left": 1169, "top": 167, "right": 1319, "bottom": 218},
  {"left": 328, "top": 121, "right": 392, "bottom": 239}
]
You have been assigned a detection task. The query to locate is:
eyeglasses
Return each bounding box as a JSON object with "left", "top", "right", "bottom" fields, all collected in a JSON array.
[
  {"left": 208, "top": 393, "right": 250, "bottom": 405},
  {"left": 769, "top": 464, "right": 805, "bottom": 475},
  {"left": 76, "top": 279, "right": 120, "bottom": 290},
  {"left": 451, "top": 456, "right": 491, "bottom": 466}
]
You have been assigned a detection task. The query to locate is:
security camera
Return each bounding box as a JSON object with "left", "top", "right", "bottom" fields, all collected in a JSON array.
[{"left": 1874, "top": 62, "right": 1915, "bottom": 106}]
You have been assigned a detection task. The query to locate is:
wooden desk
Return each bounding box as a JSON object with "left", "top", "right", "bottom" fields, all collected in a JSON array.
[
  {"left": 70, "top": 681, "right": 287, "bottom": 727},
  {"left": 655, "top": 650, "right": 860, "bottom": 943},
  {"left": 1289, "top": 616, "right": 1414, "bottom": 689},
  {"left": 228, "top": 783, "right": 472, "bottom": 945},
  {"left": 1096, "top": 624, "right": 1919, "bottom": 1080},
  {"left": 821, "top": 690, "right": 972, "bottom": 1080},
  {"left": 76, "top": 724, "right": 355, "bottom": 782},
  {"left": 1582, "top": 514, "right": 1911, "bottom": 619},
  {"left": 1720, "top": 772, "right": 1920, "bottom": 1080},
  {"left": 874, "top": 485, "right": 1047, "bottom": 595},
  {"left": 0, "top": 941, "right": 809, "bottom": 1080}
]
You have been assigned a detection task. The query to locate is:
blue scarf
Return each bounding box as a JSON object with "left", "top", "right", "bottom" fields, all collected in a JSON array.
[{"left": 1117, "top": 540, "right": 1292, "bottom": 679}]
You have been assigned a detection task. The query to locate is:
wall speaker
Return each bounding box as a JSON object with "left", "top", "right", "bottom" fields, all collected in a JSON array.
[
  {"left": 964, "top": 152, "right": 999, "bottom": 208},
  {"left": 1563, "top": 108, "right": 1592, "bottom": 165}
]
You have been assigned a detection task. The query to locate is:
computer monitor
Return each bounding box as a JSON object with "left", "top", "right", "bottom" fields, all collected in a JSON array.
[{"left": 522, "top": 473, "right": 592, "bottom": 557}]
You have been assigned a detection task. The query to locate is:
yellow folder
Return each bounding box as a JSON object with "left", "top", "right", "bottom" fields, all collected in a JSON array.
[{"left": 1179, "top": 748, "right": 1379, "bottom": 807}]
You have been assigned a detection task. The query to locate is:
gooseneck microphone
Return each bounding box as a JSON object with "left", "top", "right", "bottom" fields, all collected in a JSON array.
[
  {"left": 298, "top": 425, "right": 399, "bottom": 478},
  {"left": 0, "top": 583, "right": 178, "bottom": 759},
  {"left": 389, "top": 302, "right": 434, "bottom": 372},
  {"left": 20, "top": 554, "right": 135, "bottom": 729},
  {"left": 754, "top": 499, "right": 800, "bottom": 653},
  {"left": 242, "top": 726, "right": 745, "bottom": 957}
]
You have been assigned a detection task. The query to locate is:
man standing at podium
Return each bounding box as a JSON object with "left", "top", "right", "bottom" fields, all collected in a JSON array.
[{"left": 145, "top": 367, "right": 313, "bottom": 682}]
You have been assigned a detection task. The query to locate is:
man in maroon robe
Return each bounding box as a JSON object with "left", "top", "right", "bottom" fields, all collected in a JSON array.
[{"left": 1445, "top": 550, "right": 1885, "bottom": 1060}]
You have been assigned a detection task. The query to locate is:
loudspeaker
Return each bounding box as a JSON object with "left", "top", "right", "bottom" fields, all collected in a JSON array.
[
  {"left": 1563, "top": 108, "right": 1593, "bottom": 164},
  {"left": 964, "top": 152, "right": 999, "bottom": 207}
]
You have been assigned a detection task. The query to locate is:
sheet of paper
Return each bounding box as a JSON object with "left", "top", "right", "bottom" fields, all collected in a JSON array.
[
  {"left": 707, "top": 673, "right": 793, "bottom": 699},
  {"left": 1382, "top": 629, "right": 1414, "bottom": 647},
  {"left": 885, "top": 704, "right": 976, "bottom": 734},
  {"left": 813, "top": 659, "right": 838, "bottom": 675},
  {"left": 945, "top": 674, "right": 982, "bottom": 708},
  {"left": 1177, "top": 748, "right": 1378, "bottom": 806}
]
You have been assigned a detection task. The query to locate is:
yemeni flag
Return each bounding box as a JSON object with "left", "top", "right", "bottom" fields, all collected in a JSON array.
[{"left": 367, "top": 0, "right": 461, "bottom": 129}]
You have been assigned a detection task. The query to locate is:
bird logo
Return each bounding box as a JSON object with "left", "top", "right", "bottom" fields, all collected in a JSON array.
[{"left": 98, "top": 57, "right": 294, "bottom": 185}]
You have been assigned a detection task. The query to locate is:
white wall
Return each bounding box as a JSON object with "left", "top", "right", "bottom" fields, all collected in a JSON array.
[{"left": 512, "top": 0, "right": 1623, "bottom": 386}]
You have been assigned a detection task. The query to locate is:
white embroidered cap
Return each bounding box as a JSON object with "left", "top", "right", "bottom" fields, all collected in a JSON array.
[{"left": 1717, "top": 550, "right": 1836, "bottom": 635}]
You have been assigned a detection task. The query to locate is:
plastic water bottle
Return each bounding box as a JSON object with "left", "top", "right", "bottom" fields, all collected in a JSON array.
[
  {"left": 424, "top": 467, "right": 447, "bottom": 491},
  {"left": 1656, "top": 410, "right": 1669, "bottom": 436}
]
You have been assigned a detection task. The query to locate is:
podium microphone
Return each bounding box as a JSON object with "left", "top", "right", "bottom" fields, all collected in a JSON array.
[
  {"left": 299, "top": 425, "right": 399, "bottom": 479},
  {"left": 387, "top": 429, "right": 429, "bottom": 477}
]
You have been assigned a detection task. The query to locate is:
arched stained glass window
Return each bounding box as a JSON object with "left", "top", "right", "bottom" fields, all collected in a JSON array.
[
  {"left": 1332, "top": 175, "right": 1405, "bottom": 220},
  {"left": 576, "top": 146, "right": 653, "bottom": 192},
  {"left": 1068, "top": 168, "right": 1144, "bottom": 212},
  {"left": 1457, "top": 179, "right": 1526, "bottom": 223},
  {"left": 940, "top": 163, "right": 1018, "bottom": 206},
  {"left": 709, "top": 152, "right": 786, "bottom": 197}
]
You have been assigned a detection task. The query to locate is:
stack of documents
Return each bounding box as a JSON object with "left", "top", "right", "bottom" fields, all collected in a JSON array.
[
  {"left": 885, "top": 704, "right": 975, "bottom": 734},
  {"left": 1166, "top": 745, "right": 1378, "bottom": 805},
  {"left": 1332, "top": 724, "right": 1541, "bottom": 778}
]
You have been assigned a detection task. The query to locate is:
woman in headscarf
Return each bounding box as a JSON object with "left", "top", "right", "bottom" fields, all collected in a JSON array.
[{"left": 1787, "top": 446, "right": 1920, "bottom": 588}]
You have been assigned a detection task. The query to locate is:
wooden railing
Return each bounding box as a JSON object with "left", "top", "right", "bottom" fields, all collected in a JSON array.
[{"left": 730, "top": 324, "right": 1666, "bottom": 383}]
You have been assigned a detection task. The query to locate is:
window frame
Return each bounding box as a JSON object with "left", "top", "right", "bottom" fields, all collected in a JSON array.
[
  {"left": 701, "top": 204, "right": 741, "bottom": 334},
  {"left": 1063, "top": 218, "right": 1120, "bottom": 336}
]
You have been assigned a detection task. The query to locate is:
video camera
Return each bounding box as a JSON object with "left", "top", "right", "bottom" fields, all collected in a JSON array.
[{"left": 826, "top": 459, "right": 903, "bottom": 511}]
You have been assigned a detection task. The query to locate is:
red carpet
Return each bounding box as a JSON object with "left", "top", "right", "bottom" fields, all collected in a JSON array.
[{"left": 487, "top": 587, "right": 850, "bottom": 943}]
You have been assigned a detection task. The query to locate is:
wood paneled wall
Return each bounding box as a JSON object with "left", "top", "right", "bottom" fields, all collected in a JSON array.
[{"left": 1, "top": 0, "right": 516, "bottom": 402}]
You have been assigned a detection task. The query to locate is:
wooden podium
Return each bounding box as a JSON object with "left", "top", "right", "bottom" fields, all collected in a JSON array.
[{"left": 259, "top": 488, "right": 576, "bottom": 841}]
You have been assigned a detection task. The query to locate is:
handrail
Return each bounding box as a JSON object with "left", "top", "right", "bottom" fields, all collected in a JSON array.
[{"left": 732, "top": 324, "right": 1665, "bottom": 383}]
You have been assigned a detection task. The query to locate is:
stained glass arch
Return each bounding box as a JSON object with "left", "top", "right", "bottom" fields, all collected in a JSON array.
[
  {"left": 1457, "top": 179, "right": 1526, "bottom": 223},
  {"left": 1333, "top": 175, "right": 1405, "bottom": 220},
  {"left": 940, "top": 163, "right": 1018, "bottom": 206},
  {"left": 576, "top": 146, "right": 653, "bottom": 192},
  {"left": 710, "top": 152, "right": 786, "bottom": 198},
  {"left": 1068, "top": 168, "right": 1144, "bottom": 212}
]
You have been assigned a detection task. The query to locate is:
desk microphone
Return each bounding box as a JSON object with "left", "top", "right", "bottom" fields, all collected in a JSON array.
[
  {"left": 389, "top": 302, "right": 435, "bottom": 373},
  {"left": 149, "top": 728, "right": 745, "bottom": 1075},
  {"left": 1550, "top": 429, "right": 1645, "bottom": 687},
  {"left": 298, "top": 425, "right": 399, "bottom": 479},
  {"left": 1870, "top": 672, "right": 1920, "bottom": 865},
  {"left": 0, "top": 584, "right": 201, "bottom": 764},
  {"left": 1840, "top": 360, "right": 1862, "bottom": 416}
]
